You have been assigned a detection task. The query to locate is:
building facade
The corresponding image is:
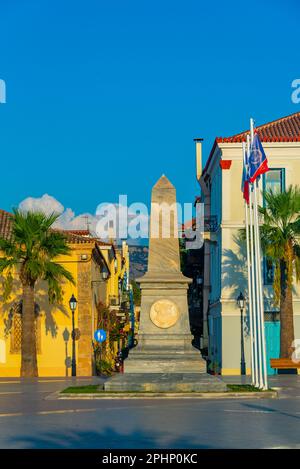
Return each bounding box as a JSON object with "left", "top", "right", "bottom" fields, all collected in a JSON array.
[
  {"left": 0, "top": 211, "right": 131, "bottom": 377},
  {"left": 196, "top": 112, "right": 300, "bottom": 375}
]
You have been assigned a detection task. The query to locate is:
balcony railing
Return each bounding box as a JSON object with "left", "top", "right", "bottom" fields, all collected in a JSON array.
[
  {"left": 109, "top": 295, "right": 120, "bottom": 307},
  {"left": 204, "top": 216, "right": 218, "bottom": 232}
]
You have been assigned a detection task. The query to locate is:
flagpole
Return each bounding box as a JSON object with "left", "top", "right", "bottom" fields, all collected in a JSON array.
[
  {"left": 252, "top": 183, "right": 264, "bottom": 388},
  {"left": 247, "top": 134, "right": 259, "bottom": 387},
  {"left": 253, "top": 179, "right": 268, "bottom": 390},
  {"left": 250, "top": 119, "right": 263, "bottom": 388},
  {"left": 243, "top": 141, "right": 255, "bottom": 385},
  {"left": 250, "top": 118, "right": 254, "bottom": 142},
  {"left": 250, "top": 118, "right": 268, "bottom": 390}
]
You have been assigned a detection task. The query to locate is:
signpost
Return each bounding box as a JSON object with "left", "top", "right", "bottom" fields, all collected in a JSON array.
[
  {"left": 93, "top": 329, "right": 106, "bottom": 375},
  {"left": 94, "top": 329, "right": 106, "bottom": 343}
]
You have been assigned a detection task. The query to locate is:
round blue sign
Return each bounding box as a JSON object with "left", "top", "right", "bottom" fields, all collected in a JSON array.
[{"left": 94, "top": 329, "right": 106, "bottom": 343}]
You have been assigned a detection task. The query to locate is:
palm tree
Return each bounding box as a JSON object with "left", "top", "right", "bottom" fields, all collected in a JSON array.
[
  {"left": 259, "top": 185, "right": 300, "bottom": 359},
  {"left": 0, "top": 209, "right": 74, "bottom": 377}
]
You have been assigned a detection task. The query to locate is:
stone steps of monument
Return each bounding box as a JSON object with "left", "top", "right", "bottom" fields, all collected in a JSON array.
[
  {"left": 129, "top": 351, "right": 201, "bottom": 356},
  {"left": 124, "top": 355, "right": 207, "bottom": 374},
  {"left": 104, "top": 373, "right": 227, "bottom": 392}
]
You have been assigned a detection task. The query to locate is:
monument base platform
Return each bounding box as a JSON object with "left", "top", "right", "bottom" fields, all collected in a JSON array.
[
  {"left": 104, "top": 373, "right": 227, "bottom": 393},
  {"left": 124, "top": 351, "right": 207, "bottom": 373}
]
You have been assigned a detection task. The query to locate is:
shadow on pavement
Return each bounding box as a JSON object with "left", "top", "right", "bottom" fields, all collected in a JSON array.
[
  {"left": 242, "top": 401, "right": 300, "bottom": 421},
  {"left": 10, "top": 427, "right": 214, "bottom": 449}
]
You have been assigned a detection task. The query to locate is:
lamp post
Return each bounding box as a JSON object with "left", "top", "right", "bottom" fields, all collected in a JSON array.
[
  {"left": 69, "top": 294, "right": 77, "bottom": 377},
  {"left": 237, "top": 291, "right": 246, "bottom": 375},
  {"left": 62, "top": 328, "right": 70, "bottom": 377}
]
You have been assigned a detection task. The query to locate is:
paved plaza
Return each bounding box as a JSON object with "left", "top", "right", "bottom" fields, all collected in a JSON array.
[{"left": 0, "top": 376, "right": 299, "bottom": 449}]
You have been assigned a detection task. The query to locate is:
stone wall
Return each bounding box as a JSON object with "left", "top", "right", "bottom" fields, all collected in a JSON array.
[{"left": 77, "top": 259, "right": 92, "bottom": 376}]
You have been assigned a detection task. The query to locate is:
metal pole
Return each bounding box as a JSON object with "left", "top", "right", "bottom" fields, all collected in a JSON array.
[
  {"left": 250, "top": 120, "right": 263, "bottom": 388},
  {"left": 71, "top": 310, "right": 76, "bottom": 377},
  {"left": 249, "top": 186, "right": 260, "bottom": 387},
  {"left": 65, "top": 341, "right": 68, "bottom": 377},
  {"left": 250, "top": 116, "right": 268, "bottom": 389},
  {"left": 250, "top": 118, "right": 268, "bottom": 390},
  {"left": 253, "top": 180, "right": 268, "bottom": 390},
  {"left": 99, "top": 344, "right": 102, "bottom": 376},
  {"left": 250, "top": 123, "right": 264, "bottom": 389},
  {"left": 245, "top": 199, "right": 255, "bottom": 381},
  {"left": 250, "top": 118, "right": 255, "bottom": 142},
  {"left": 247, "top": 135, "right": 259, "bottom": 387},
  {"left": 92, "top": 340, "right": 96, "bottom": 376},
  {"left": 243, "top": 141, "right": 255, "bottom": 384},
  {"left": 253, "top": 182, "right": 264, "bottom": 388},
  {"left": 240, "top": 306, "right": 246, "bottom": 375}
]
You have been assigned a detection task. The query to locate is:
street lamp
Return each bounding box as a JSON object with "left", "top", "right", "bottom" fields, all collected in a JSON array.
[
  {"left": 62, "top": 327, "right": 70, "bottom": 377},
  {"left": 196, "top": 276, "right": 203, "bottom": 285},
  {"left": 69, "top": 294, "right": 77, "bottom": 377},
  {"left": 237, "top": 291, "right": 246, "bottom": 375},
  {"left": 102, "top": 270, "right": 108, "bottom": 280}
]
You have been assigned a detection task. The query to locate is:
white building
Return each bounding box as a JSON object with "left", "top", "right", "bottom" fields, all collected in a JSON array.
[{"left": 196, "top": 112, "right": 300, "bottom": 375}]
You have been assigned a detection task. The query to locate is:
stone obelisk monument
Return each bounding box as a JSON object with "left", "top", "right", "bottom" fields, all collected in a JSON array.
[
  {"left": 124, "top": 174, "right": 206, "bottom": 373},
  {"left": 105, "top": 175, "right": 226, "bottom": 392}
]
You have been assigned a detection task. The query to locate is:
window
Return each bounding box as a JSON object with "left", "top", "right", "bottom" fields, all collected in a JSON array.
[
  {"left": 264, "top": 257, "right": 275, "bottom": 285},
  {"left": 263, "top": 168, "right": 285, "bottom": 285},
  {"left": 263, "top": 168, "right": 285, "bottom": 200},
  {"left": 10, "top": 314, "right": 41, "bottom": 354},
  {"left": 265, "top": 311, "right": 280, "bottom": 321},
  {"left": 10, "top": 314, "right": 22, "bottom": 354}
]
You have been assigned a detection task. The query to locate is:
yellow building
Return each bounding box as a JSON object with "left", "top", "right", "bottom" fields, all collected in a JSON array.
[
  {"left": 98, "top": 240, "right": 130, "bottom": 308},
  {"left": 0, "top": 212, "right": 131, "bottom": 377},
  {"left": 96, "top": 239, "right": 132, "bottom": 356}
]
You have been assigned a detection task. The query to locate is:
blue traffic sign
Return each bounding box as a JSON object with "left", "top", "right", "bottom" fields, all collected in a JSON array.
[{"left": 94, "top": 329, "right": 106, "bottom": 343}]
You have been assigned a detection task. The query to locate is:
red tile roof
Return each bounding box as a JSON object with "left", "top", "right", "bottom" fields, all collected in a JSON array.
[
  {"left": 0, "top": 213, "right": 100, "bottom": 246},
  {"left": 65, "top": 229, "right": 90, "bottom": 236},
  {"left": 203, "top": 111, "right": 300, "bottom": 175},
  {"left": 0, "top": 211, "right": 112, "bottom": 271},
  {"left": 61, "top": 231, "right": 114, "bottom": 248},
  {"left": 217, "top": 111, "right": 300, "bottom": 143},
  {"left": 56, "top": 230, "right": 96, "bottom": 244}
]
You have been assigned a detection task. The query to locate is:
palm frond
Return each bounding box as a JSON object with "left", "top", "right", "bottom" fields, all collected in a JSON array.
[
  {"left": 259, "top": 184, "right": 300, "bottom": 289},
  {"left": 287, "top": 218, "right": 300, "bottom": 236},
  {"left": 43, "top": 261, "right": 75, "bottom": 304},
  {"left": 294, "top": 244, "right": 300, "bottom": 282},
  {"left": 261, "top": 186, "right": 300, "bottom": 231},
  {"left": 39, "top": 231, "right": 72, "bottom": 258},
  {"left": 0, "top": 237, "right": 23, "bottom": 259},
  {"left": 1, "top": 209, "right": 74, "bottom": 303},
  {"left": 0, "top": 257, "right": 17, "bottom": 274},
  {"left": 44, "top": 261, "right": 75, "bottom": 284},
  {"left": 47, "top": 276, "right": 64, "bottom": 304}
]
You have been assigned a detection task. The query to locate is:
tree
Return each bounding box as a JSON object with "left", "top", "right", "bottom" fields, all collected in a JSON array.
[
  {"left": 179, "top": 237, "right": 188, "bottom": 274},
  {"left": 130, "top": 279, "right": 141, "bottom": 306},
  {"left": 259, "top": 186, "right": 300, "bottom": 359},
  {"left": 0, "top": 209, "right": 74, "bottom": 377}
]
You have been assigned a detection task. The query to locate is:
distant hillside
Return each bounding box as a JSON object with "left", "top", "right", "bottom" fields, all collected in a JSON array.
[{"left": 129, "top": 245, "right": 148, "bottom": 279}]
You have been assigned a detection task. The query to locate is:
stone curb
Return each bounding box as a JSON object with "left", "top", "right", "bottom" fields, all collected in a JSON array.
[{"left": 46, "top": 390, "right": 278, "bottom": 400}]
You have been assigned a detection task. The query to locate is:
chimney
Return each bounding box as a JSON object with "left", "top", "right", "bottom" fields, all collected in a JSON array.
[{"left": 194, "top": 138, "right": 203, "bottom": 182}]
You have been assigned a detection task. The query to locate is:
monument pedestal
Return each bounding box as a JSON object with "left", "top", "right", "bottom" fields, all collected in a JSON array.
[
  {"left": 104, "top": 176, "right": 225, "bottom": 393},
  {"left": 123, "top": 272, "right": 206, "bottom": 374},
  {"left": 104, "top": 372, "right": 227, "bottom": 392}
]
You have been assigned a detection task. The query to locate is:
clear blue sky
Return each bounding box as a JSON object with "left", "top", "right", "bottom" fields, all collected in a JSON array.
[{"left": 0, "top": 0, "right": 299, "bottom": 214}]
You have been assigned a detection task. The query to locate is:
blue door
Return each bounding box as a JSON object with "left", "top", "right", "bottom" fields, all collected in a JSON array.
[{"left": 264, "top": 321, "right": 280, "bottom": 375}]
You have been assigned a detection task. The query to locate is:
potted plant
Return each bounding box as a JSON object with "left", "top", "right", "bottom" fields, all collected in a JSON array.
[{"left": 208, "top": 360, "right": 219, "bottom": 375}]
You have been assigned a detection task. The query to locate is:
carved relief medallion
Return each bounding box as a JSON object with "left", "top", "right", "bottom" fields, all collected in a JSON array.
[{"left": 150, "top": 299, "right": 179, "bottom": 329}]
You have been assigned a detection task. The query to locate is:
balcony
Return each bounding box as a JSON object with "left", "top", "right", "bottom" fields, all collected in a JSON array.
[
  {"left": 109, "top": 295, "right": 120, "bottom": 307},
  {"left": 204, "top": 216, "right": 218, "bottom": 232}
]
